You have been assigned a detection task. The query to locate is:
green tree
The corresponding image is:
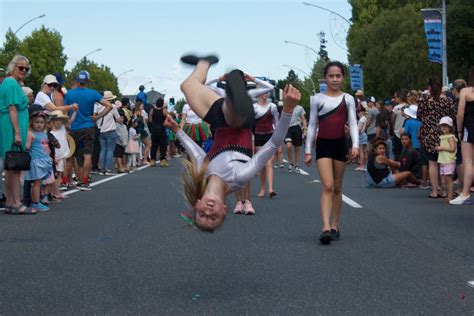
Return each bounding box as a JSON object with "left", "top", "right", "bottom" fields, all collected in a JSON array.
[
  {"left": 447, "top": 0, "right": 474, "bottom": 80},
  {"left": 0, "top": 28, "right": 22, "bottom": 70},
  {"left": 68, "top": 58, "right": 121, "bottom": 98},
  {"left": 19, "top": 25, "right": 68, "bottom": 92},
  {"left": 174, "top": 97, "right": 186, "bottom": 114},
  {"left": 348, "top": 4, "right": 439, "bottom": 97}
]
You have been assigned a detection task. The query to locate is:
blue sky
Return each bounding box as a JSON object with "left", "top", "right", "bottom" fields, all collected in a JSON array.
[{"left": 1, "top": 0, "right": 351, "bottom": 100}]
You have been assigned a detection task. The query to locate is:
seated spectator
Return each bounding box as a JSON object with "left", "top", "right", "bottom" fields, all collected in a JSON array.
[
  {"left": 399, "top": 134, "right": 422, "bottom": 179},
  {"left": 365, "top": 139, "right": 420, "bottom": 188}
]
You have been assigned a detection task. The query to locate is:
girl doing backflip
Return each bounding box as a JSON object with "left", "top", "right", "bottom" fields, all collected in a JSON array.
[
  {"left": 165, "top": 54, "right": 301, "bottom": 231},
  {"left": 304, "top": 61, "right": 359, "bottom": 245}
]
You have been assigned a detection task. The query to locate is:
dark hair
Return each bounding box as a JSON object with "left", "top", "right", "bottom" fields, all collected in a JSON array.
[
  {"left": 323, "top": 61, "right": 345, "bottom": 77},
  {"left": 428, "top": 76, "right": 442, "bottom": 99},
  {"left": 394, "top": 89, "right": 409, "bottom": 103},
  {"left": 469, "top": 66, "right": 474, "bottom": 87},
  {"left": 156, "top": 98, "right": 164, "bottom": 107},
  {"left": 370, "top": 138, "right": 387, "bottom": 155},
  {"left": 401, "top": 133, "right": 412, "bottom": 139},
  {"left": 121, "top": 97, "right": 130, "bottom": 106}
]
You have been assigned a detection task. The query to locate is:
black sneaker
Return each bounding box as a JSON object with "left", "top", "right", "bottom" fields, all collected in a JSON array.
[
  {"left": 330, "top": 229, "right": 340, "bottom": 241},
  {"left": 77, "top": 183, "right": 92, "bottom": 191},
  {"left": 225, "top": 69, "right": 253, "bottom": 122},
  {"left": 319, "top": 230, "right": 332, "bottom": 245},
  {"left": 180, "top": 54, "right": 219, "bottom": 66}
]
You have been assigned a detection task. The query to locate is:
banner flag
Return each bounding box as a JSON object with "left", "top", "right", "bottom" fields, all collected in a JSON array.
[
  {"left": 349, "top": 65, "right": 363, "bottom": 91},
  {"left": 422, "top": 9, "right": 443, "bottom": 64}
]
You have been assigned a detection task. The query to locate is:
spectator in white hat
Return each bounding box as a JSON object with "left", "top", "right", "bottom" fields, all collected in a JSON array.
[{"left": 34, "top": 74, "right": 78, "bottom": 114}]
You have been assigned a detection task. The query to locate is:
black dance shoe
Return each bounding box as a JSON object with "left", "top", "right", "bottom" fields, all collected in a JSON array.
[
  {"left": 319, "top": 230, "right": 332, "bottom": 245},
  {"left": 180, "top": 54, "right": 219, "bottom": 66}
]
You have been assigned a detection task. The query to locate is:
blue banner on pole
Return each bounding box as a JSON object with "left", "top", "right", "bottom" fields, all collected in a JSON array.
[
  {"left": 349, "top": 65, "right": 363, "bottom": 91},
  {"left": 318, "top": 80, "right": 327, "bottom": 93},
  {"left": 422, "top": 9, "right": 442, "bottom": 64}
]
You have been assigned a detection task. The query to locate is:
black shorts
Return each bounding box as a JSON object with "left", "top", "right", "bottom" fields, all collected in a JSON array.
[
  {"left": 461, "top": 126, "right": 474, "bottom": 144},
  {"left": 255, "top": 133, "right": 272, "bottom": 147},
  {"left": 114, "top": 144, "right": 125, "bottom": 158},
  {"left": 285, "top": 125, "right": 303, "bottom": 147},
  {"left": 203, "top": 98, "right": 255, "bottom": 131},
  {"left": 70, "top": 127, "right": 96, "bottom": 156},
  {"left": 421, "top": 145, "right": 438, "bottom": 163},
  {"left": 315, "top": 137, "right": 347, "bottom": 162}
]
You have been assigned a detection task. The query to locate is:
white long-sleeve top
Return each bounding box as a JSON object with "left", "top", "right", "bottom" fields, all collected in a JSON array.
[
  {"left": 305, "top": 93, "right": 358, "bottom": 154},
  {"left": 205, "top": 78, "right": 274, "bottom": 100},
  {"left": 176, "top": 111, "right": 292, "bottom": 192},
  {"left": 253, "top": 102, "right": 279, "bottom": 125}
]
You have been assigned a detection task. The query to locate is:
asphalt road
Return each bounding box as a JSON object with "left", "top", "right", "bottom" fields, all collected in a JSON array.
[{"left": 0, "top": 158, "right": 473, "bottom": 314}]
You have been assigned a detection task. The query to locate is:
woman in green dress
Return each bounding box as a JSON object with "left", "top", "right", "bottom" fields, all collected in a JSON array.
[{"left": 0, "top": 55, "right": 35, "bottom": 215}]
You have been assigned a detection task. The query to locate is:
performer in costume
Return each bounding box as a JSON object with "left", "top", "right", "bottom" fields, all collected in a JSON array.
[
  {"left": 253, "top": 93, "right": 279, "bottom": 198},
  {"left": 206, "top": 74, "right": 275, "bottom": 214},
  {"left": 180, "top": 103, "right": 209, "bottom": 147},
  {"left": 166, "top": 54, "right": 301, "bottom": 231},
  {"left": 304, "top": 61, "right": 359, "bottom": 245}
]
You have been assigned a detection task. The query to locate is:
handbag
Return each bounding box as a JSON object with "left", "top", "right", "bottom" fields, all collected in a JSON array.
[{"left": 4, "top": 144, "right": 31, "bottom": 171}]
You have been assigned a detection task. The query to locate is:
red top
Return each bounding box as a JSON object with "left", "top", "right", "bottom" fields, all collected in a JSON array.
[
  {"left": 317, "top": 98, "right": 347, "bottom": 139},
  {"left": 254, "top": 110, "right": 274, "bottom": 134},
  {"left": 206, "top": 128, "right": 253, "bottom": 161}
]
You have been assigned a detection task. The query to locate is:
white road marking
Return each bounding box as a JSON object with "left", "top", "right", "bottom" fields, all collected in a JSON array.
[
  {"left": 309, "top": 181, "right": 363, "bottom": 208},
  {"left": 63, "top": 165, "right": 150, "bottom": 196},
  {"left": 342, "top": 194, "right": 363, "bottom": 208}
]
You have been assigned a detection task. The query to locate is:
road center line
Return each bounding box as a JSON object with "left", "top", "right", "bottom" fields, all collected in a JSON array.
[
  {"left": 310, "top": 179, "right": 363, "bottom": 208},
  {"left": 63, "top": 165, "right": 150, "bottom": 196}
]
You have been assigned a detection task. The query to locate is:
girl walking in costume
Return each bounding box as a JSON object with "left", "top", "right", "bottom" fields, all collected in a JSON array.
[{"left": 304, "top": 61, "right": 359, "bottom": 245}]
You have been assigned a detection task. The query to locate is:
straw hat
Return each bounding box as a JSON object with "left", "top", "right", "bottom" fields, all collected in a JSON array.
[
  {"left": 103, "top": 91, "right": 116, "bottom": 101},
  {"left": 50, "top": 110, "right": 69, "bottom": 120},
  {"left": 66, "top": 134, "right": 76, "bottom": 159}
]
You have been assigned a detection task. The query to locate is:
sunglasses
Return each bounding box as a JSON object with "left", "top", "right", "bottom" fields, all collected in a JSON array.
[
  {"left": 47, "top": 83, "right": 59, "bottom": 88},
  {"left": 17, "top": 66, "right": 30, "bottom": 72}
]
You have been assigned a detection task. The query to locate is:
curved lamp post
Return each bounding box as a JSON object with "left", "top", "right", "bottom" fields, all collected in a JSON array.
[{"left": 14, "top": 14, "right": 46, "bottom": 35}]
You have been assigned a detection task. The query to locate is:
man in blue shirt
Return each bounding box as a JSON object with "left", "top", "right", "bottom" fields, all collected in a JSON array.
[
  {"left": 401, "top": 105, "right": 422, "bottom": 150},
  {"left": 65, "top": 70, "right": 112, "bottom": 190},
  {"left": 136, "top": 85, "right": 150, "bottom": 112}
]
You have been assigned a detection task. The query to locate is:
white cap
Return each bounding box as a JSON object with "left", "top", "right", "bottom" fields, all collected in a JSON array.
[{"left": 43, "top": 74, "right": 59, "bottom": 84}]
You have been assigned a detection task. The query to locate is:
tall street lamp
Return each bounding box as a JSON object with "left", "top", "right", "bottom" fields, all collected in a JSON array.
[
  {"left": 302, "top": 2, "right": 352, "bottom": 25},
  {"left": 117, "top": 69, "right": 134, "bottom": 78},
  {"left": 284, "top": 40, "right": 318, "bottom": 56},
  {"left": 14, "top": 14, "right": 46, "bottom": 35},
  {"left": 83, "top": 48, "right": 102, "bottom": 59},
  {"left": 283, "top": 64, "right": 316, "bottom": 93}
]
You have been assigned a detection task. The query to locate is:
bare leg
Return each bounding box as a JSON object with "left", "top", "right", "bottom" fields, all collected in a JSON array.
[
  {"left": 266, "top": 158, "right": 274, "bottom": 194},
  {"left": 243, "top": 183, "right": 251, "bottom": 200},
  {"left": 83, "top": 154, "right": 92, "bottom": 183},
  {"left": 393, "top": 171, "right": 421, "bottom": 185},
  {"left": 461, "top": 142, "right": 473, "bottom": 196},
  {"left": 4, "top": 171, "right": 14, "bottom": 206},
  {"left": 317, "top": 158, "right": 334, "bottom": 232},
  {"left": 180, "top": 61, "right": 221, "bottom": 119},
  {"left": 294, "top": 145, "right": 301, "bottom": 167},
  {"left": 258, "top": 167, "right": 266, "bottom": 197},
  {"left": 330, "top": 160, "right": 346, "bottom": 230},
  {"left": 428, "top": 160, "right": 439, "bottom": 197},
  {"left": 286, "top": 142, "right": 293, "bottom": 166},
  {"left": 31, "top": 180, "right": 41, "bottom": 203},
  {"left": 445, "top": 175, "right": 454, "bottom": 199}
]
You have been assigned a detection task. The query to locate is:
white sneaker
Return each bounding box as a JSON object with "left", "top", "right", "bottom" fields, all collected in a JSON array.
[
  {"left": 279, "top": 163, "right": 285, "bottom": 169},
  {"left": 449, "top": 194, "right": 471, "bottom": 205},
  {"left": 288, "top": 164, "right": 293, "bottom": 173},
  {"left": 274, "top": 164, "right": 279, "bottom": 169},
  {"left": 295, "top": 166, "right": 300, "bottom": 173}
]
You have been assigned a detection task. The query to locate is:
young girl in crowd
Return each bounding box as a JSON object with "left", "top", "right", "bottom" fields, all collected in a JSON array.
[
  {"left": 170, "top": 54, "right": 300, "bottom": 232},
  {"left": 25, "top": 112, "right": 53, "bottom": 212},
  {"left": 366, "top": 139, "right": 420, "bottom": 189},
  {"left": 50, "top": 110, "right": 72, "bottom": 200},
  {"left": 125, "top": 119, "right": 140, "bottom": 172},
  {"left": 356, "top": 107, "right": 368, "bottom": 171},
  {"left": 436, "top": 117, "right": 457, "bottom": 201},
  {"left": 115, "top": 109, "right": 129, "bottom": 173}
]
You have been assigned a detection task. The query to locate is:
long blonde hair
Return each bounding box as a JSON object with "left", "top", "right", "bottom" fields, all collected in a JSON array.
[{"left": 182, "top": 158, "right": 208, "bottom": 210}]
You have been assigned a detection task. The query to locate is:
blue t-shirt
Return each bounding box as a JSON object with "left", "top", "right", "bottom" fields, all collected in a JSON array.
[
  {"left": 403, "top": 118, "right": 422, "bottom": 149},
  {"left": 136, "top": 91, "right": 148, "bottom": 105},
  {"left": 65, "top": 87, "right": 103, "bottom": 131}
]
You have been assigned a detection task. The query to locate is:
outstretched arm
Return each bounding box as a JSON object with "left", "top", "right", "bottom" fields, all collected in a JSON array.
[{"left": 248, "top": 78, "right": 274, "bottom": 99}]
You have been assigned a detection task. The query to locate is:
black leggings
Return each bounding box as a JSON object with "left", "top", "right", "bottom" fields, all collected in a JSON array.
[{"left": 151, "top": 129, "right": 168, "bottom": 161}]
